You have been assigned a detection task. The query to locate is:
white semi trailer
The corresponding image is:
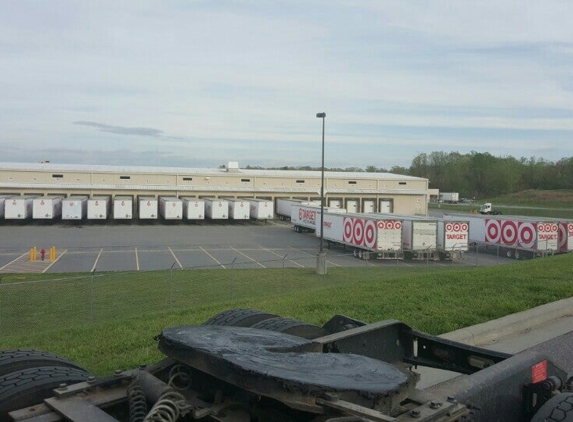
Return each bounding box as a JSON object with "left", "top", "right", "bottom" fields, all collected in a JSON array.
[
  {"left": 227, "top": 199, "right": 250, "bottom": 220},
  {"left": 182, "top": 198, "right": 205, "bottom": 220},
  {"left": 87, "top": 196, "right": 111, "bottom": 220},
  {"left": 443, "top": 213, "right": 559, "bottom": 259},
  {"left": 159, "top": 197, "right": 183, "bottom": 220},
  {"left": 32, "top": 196, "right": 63, "bottom": 220},
  {"left": 373, "top": 214, "right": 438, "bottom": 260},
  {"left": 205, "top": 199, "right": 228, "bottom": 220},
  {"left": 290, "top": 204, "right": 347, "bottom": 233},
  {"left": 0, "top": 196, "right": 9, "bottom": 218},
  {"left": 113, "top": 196, "right": 133, "bottom": 220},
  {"left": 5, "top": 196, "right": 34, "bottom": 219},
  {"left": 249, "top": 199, "right": 274, "bottom": 220},
  {"left": 62, "top": 196, "right": 88, "bottom": 220},
  {"left": 138, "top": 196, "right": 158, "bottom": 219},
  {"left": 316, "top": 212, "right": 403, "bottom": 259},
  {"left": 275, "top": 198, "right": 319, "bottom": 220},
  {"left": 436, "top": 218, "right": 470, "bottom": 260}
]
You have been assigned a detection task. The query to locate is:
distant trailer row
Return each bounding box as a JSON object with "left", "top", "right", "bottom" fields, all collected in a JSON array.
[
  {"left": 0, "top": 195, "right": 274, "bottom": 222},
  {"left": 288, "top": 203, "right": 573, "bottom": 261}
]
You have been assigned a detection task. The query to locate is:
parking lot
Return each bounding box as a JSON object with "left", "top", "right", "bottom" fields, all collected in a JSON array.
[{"left": 0, "top": 221, "right": 513, "bottom": 273}]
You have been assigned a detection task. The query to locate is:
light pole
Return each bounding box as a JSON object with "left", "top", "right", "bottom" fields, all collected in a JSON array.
[{"left": 316, "top": 112, "right": 327, "bottom": 275}]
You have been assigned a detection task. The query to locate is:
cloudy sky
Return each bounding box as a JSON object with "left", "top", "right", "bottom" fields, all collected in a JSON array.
[{"left": 1, "top": 1, "right": 573, "bottom": 170}]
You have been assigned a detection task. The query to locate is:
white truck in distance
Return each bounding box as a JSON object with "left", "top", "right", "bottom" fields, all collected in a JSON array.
[
  {"left": 439, "top": 192, "right": 459, "bottom": 204},
  {"left": 87, "top": 196, "right": 111, "bottom": 220},
  {"left": 275, "top": 198, "right": 319, "bottom": 221},
  {"left": 62, "top": 196, "right": 88, "bottom": 220},
  {"left": 479, "top": 203, "right": 501, "bottom": 215}
]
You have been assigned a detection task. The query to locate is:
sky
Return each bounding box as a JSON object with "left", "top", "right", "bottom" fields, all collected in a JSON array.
[{"left": 1, "top": 1, "right": 573, "bottom": 170}]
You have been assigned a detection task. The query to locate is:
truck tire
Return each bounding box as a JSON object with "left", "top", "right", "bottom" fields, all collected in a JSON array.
[
  {"left": 250, "top": 316, "right": 328, "bottom": 339},
  {"left": 203, "top": 309, "right": 278, "bottom": 328},
  {"left": 0, "top": 366, "right": 92, "bottom": 419},
  {"left": 0, "top": 349, "right": 86, "bottom": 377},
  {"left": 531, "top": 393, "right": 573, "bottom": 422}
]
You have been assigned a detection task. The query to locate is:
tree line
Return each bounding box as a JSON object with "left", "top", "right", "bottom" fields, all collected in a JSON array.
[{"left": 245, "top": 151, "right": 573, "bottom": 199}]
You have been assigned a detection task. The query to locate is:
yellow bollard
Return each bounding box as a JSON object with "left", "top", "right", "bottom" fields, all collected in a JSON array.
[
  {"left": 30, "top": 247, "right": 36, "bottom": 262},
  {"left": 50, "top": 246, "right": 56, "bottom": 261}
]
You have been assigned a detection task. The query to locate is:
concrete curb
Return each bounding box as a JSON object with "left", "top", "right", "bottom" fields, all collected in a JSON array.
[{"left": 442, "top": 296, "right": 573, "bottom": 345}]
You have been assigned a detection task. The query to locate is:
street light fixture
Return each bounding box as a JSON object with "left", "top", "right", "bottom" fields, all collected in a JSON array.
[{"left": 316, "top": 112, "right": 326, "bottom": 275}]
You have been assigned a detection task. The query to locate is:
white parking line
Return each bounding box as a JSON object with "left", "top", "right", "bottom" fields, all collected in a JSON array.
[
  {"left": 0, "top": 252, "right": 28, "bottom": 271},
  {"left": 135, "top": 247, "right": 140, "bottom": 271},
  {"left": 287, "top": 245, "right": 344, "bottom": 267},
  {"left": 43, "top": 249, "right": 68, "bottom": 273},
  {"left": 91, "top": 248, "right": 103, "bottom": 273},
  {"left": 258, "top": 246, "right": 305, "bottom": 268},
  {"left": 200, "top": 246, "right": 226, "bottom": 269},
  {"left": 168, "top": 247, "right": 183, "bottom": 269},
  {"left": 230, "top": 246, "right": 266, "bottom": 268}
]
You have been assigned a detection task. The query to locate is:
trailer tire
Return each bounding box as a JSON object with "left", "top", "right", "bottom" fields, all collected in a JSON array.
[
  {"left": 531, "top": 393, "right": 573, "bottom": 422},
  {"left": 203, "top": 309, "right": 278, "bottom": 328},
  {"left": 251, "top": 316, "right": 328, "bottom": 339},
  {"left": 0, "top": 366, "right": 92, "bottom": 420},
  {"left": 0, "top": 349, "right": 86, "bottom": 377}
]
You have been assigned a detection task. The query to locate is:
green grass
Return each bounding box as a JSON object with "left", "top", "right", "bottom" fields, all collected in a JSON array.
[
  {"left": 1, "top": 253, "right": 573, "bottom": 376},
  {"left": 430, "top": 189, "right": 573, "bottom": 218}
]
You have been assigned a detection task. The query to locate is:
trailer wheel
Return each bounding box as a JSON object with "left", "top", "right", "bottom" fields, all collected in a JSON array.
[
  {"left": 250, "top": 316, "right": 328, "bottom": 339},
  {"left": 203, "top": 308, "right": 278, "bottom": 327},
  {"left": 514, "top": 250, "right": 521, "bottom": 260},
  {"left": 531, "top": 393, "right": 573, "bottom": 422},
  {"left": 0, "top": 349, "right": 86, "bottom": 377},
  {"left": 0, "top": 366, "right": 92, "bottom": 420}
]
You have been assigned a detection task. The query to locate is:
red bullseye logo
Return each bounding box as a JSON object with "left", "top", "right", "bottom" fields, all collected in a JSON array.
[
  {"left": 446, "top": 223, "right": 453, "bottom": 231},
  {"left": 377, "top": 221, "right": 384, "bottom": 229},
  {"left": 461, "top": 223, "right": 469, "bottom": 231},
  {"left": 485, "top": 219, "right": 501, "bottom": 243},
  {"left": 364, "top": 220, "right": 376, "bottom": 248},
  {"left": 353, "top": 218, "right": 365, "bottom": 244},
  {"left": 568, "top": 223, "right": 573, "bottom": 235},
  {"left": 501, "top": 221, "right": 518, "bottom": 245},
  {"left": 518, "top": 222, "right": 536, "bottom": 249},
  {"left": 343, "top": 217, "right": 354, "bottom": 242},
  {"left": 394, "top": 221, "right": 402, "bottom": 229}
]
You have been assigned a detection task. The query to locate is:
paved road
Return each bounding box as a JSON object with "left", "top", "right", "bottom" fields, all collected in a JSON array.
[
  {"left": 417, "top": 305, "right": 573, "bottom": 389},
  {"left": 0, "top": 221, "right": 516, "bottom": 273}
]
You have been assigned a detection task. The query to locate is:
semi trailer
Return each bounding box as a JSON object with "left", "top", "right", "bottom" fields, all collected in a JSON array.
[
  {"left": 1, "top": 308, "right": 571, "bottom": 422},
  {"left": 62, "top": 196, "right": 88, "bottom": 220},
  {"left": 4, "top": 196, "right": 34, "bottom": 219},
  {"left": 32, "top": 196, "right": 63, "bottom": 220},
  {"left": 249, "top": 198, "right": 274, "bottom": 220},
  {"left": 439, "top": 192, "right": 459, "bottom": 204},
  {"left": 227, "top": 199, "right": 250, "bottom": 220},
  {"left": 275, "top": 198, "right": 319, "bottom": 221},
  {"left": 138, "top": 196, "right": 158, "bottom": 219},
  {"left": 373, "top": 214, "right": 438, "bottom": 260},
  {"left": 87, "top": 196, "right": 111, "bottom": 220},
  {"left": 113, "top": 196, "right": 133, "bottom": 220},
  {"left": 317, "top": 212, "right": 404, "bottom": 259},
  {"left": 290, "top": 204, "right": 346, "bottom": 233},
  {"left": 159, "top": 197, "right": 183, "bottom": 220},
  {"left": 444, "top": 213, "right": 560, "bottom": 259},
  {"left": 182, "top": 198, "right": 205, "bottom": 220},
  {"left": 205, "top": 199, "right": 229, "bottom": 220},
  {"left": 436, "top": 218, "right": 470, "bottom": 260}
]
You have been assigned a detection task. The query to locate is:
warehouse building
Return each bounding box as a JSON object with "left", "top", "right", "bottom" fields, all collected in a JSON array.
[{"left": 0, "top": 162, "right": 429, "bottom": 216}]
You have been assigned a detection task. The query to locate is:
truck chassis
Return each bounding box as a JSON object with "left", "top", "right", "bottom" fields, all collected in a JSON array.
[{"left": 2, "top": 309, "right": 572, "bottom": 421}]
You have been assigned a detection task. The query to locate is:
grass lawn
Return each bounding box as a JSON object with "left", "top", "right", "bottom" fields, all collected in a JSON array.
[{"left": 1, "top": 253, "right": 572, "bottom": 376}]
